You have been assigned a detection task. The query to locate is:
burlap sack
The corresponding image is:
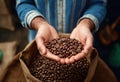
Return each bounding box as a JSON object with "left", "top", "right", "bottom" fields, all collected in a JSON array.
[
  {"left": 0, "top": 35, "right": 117, "bottom": 82},
  {"left": 0, "top": 41, "right": 18, "bottom": 81}
]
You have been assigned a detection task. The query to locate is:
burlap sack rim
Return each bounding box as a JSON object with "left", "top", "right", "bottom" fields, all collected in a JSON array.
[{"left": 18, "top": 40, "right": 41, "bottom": 82}]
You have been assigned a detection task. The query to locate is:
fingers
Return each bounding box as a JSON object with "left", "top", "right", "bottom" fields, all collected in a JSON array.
[
  {"left": 69, "top": 56, "right": 75, "bottom": 63},
  {"left": 60, "top": 58, "right": 65, "bottom": 64},
  {"left": 74, "top": 51, "right": 87, "bottom": 61},
  {"left": 59, "top": 56, "right": 75, "bottom": 64},
  {"left": 44, "top": 50, "right": 60, "bottom": 62},
  {"left": 59, "top": 49, "right": 88, "bottom": 64}
]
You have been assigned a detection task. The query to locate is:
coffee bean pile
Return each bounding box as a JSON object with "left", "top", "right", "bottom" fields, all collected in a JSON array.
[
  {"left": 29, "top": 37, "right": 90, "bottom": 82},
  {"left": 46, "top": 37, "right": 83, "bottom": 58}
]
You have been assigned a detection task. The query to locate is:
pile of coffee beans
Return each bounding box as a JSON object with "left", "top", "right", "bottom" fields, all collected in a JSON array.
[
  {"left": 46, "top": 37, "right": 83, "bottom": 58},
  {"left": 29, "top": 37, "right": 90, "bottom": 82}
]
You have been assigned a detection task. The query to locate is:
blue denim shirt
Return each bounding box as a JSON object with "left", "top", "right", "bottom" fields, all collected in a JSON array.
[{"left": 16, "top": 0, "right": 107, "bottom": 41}]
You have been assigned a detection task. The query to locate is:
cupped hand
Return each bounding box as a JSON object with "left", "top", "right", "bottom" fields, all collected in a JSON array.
[
  {"left": 35, "top": 23, "right": 61, "bottom": 61},
  {"left": 60, "top": 19, "right": 94, "bottom": 64},
  {"left": 32, "top": 17, "right": 60, "bottom": 62}
]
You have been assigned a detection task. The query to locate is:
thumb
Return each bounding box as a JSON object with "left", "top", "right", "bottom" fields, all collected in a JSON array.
[
  {"left": 35, "top": 36, "right": 47, "bottom": 55},
  {"left": 84, "top": 35, "right": 93, "bottom": 54}
]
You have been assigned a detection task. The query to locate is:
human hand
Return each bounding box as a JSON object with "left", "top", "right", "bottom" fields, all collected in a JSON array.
[
  {"left": 31, "top": 17, "right": 60, "bottom": 62},
  {"left": 60, "top": 19, "right": 94, "bottom": 64}
]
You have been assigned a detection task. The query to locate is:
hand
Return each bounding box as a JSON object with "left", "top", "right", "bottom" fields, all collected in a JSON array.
[
  {"left": 31, "top": 17, "right": 60, "bottom": 62},
  {"left": 60, "top": 19, "right": 94, "bottom": 64}
]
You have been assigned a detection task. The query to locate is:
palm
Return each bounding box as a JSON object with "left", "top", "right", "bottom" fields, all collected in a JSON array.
[{"left": 69, "top": 25, "right": 93, "bottom": 62}]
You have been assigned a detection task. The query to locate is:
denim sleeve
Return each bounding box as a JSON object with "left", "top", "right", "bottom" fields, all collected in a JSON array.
[
  {"left": 78, "top": 0, "right": 107, "bottom": 32},
  {"left": 16, "top": 0, "right": 45, "bottom": 28}
]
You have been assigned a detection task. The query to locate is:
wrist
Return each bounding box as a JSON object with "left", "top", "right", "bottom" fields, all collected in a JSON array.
[
  {"left": 78, "top": 18, "right": 95, "bottom": 32},
  {"left": 31, "top": 16, "right": 47, "bottom": 30}
]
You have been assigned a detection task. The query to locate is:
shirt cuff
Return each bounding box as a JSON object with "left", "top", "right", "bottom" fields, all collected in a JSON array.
[
  {"left": 25, "top": 10, "right": 45, "bottom": 28},
  {"left": 77, "top": 14, "right": 99, "bottom": 32}
]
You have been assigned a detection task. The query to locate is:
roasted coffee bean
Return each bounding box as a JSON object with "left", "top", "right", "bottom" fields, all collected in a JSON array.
[{"left": 29, "top": 37, "right": 89, "bottom": 82}]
